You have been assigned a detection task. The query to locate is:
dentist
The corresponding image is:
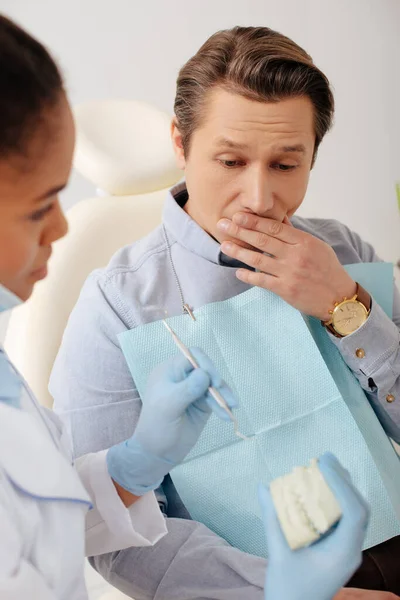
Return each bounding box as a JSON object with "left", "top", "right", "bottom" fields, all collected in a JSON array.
[{"left": 0, "top": 15, "right": 237, "bottom": 599}]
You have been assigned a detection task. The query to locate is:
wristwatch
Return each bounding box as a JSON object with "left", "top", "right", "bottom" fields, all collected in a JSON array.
[{"left": 323, "top": 283, "right": 371, "bottom": 338}]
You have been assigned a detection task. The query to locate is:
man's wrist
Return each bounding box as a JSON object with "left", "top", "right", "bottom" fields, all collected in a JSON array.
[
  {"left": 321, "top": 280, "right": 358, "bottom": 323},
  {"left": 323, "top": 283, "right": 371, "bottom": 338}
]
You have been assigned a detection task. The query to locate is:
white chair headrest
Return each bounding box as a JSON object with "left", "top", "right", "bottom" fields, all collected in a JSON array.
[{"left": 73, "top": 100, "right": 181, "bottom": 195}]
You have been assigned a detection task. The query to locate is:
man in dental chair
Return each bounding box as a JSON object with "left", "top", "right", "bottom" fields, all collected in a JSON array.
[{"left": 51, "top": 26, "right": 400, "bottom": 599}]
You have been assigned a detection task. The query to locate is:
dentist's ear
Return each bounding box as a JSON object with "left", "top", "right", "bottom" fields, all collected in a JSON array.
[{"left": 171, "top": 118, "right": 186, "bottom": 170}]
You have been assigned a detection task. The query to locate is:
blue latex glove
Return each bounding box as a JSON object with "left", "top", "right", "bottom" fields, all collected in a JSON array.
[
  {"left": 107, "top": 348, "right": 238, "bottom": 495},
  {"left": 260, "top": 453, "right": 370, "bottom": 600}
]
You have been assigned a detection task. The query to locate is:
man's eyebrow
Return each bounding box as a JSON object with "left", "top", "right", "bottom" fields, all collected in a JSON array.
[
  {"left": 214, "top": 139, "right": 307, "bottom": 154},
  {"left": 35, "top": 183, "right": 67, "bottom": 202},
  {"left": 276, "top": 144, "right": 306, "bottom": 154},
  {"left": 214, "top": 137, "right": 249, "bottom": 150}
]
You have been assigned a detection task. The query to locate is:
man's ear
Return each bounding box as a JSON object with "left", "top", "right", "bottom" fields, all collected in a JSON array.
[{"left": 171, "top": 118, "right": 186, "bottom": 170}]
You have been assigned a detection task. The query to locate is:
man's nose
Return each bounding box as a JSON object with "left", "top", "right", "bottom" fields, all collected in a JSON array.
[{"left": 241, "top": 167, "right": 274, "bottom": 215}]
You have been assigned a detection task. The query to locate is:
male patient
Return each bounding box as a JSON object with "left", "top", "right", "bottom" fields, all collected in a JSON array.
[{"left": 51, "top": 26, "right": 400, "bottom": 599}]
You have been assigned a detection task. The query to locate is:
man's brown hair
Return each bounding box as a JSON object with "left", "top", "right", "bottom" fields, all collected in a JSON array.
[{"left": 174, "top": 26, "right": 334, "bottom": 161}]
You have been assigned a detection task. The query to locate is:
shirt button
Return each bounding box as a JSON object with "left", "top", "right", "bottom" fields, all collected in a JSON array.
[
  {"left": 386, "top": 394, "right": 395, "bottom": 403},
  {"left": 356, "top": 348, "right": 365, "bottom": 359}
]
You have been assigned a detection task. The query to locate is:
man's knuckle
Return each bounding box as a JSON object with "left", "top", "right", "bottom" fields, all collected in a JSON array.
[
  {"left": 256, "top": 232, "right": 269, "bottom": 249},
  {"left": 294, "top": 251, "right": 310, "bottom": 270},
  {"left": 301, "top": 234, "right": 312, "bottom": 248},
  {"left": 228, "top": 244, "right": 238, "bottom": 257},
  {"left": 269, "top": 221, "right": 283, "bottom": 236},
  {"left": 252, "top": 252, "right": 264, "bottom": 269},
  {"left": 286, "top": 281, "right": 299, "bottom": 299},
  {"left": 289, "top": 267, "right": 302, "bottom": 283},
  {"left": 298, "top": 256, "right": 308, "bottom": 270},
  {"left": 266, "top": 276, "right": 278, "bottom": 291},
  {"left": 230, "top": 223, "right": 241, "bottom": 237}
]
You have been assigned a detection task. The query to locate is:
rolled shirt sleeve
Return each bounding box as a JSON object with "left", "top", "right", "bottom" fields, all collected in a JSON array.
[
  {"left": 327, "top": 229, "right": 400, "bottom": 442},
  {"left": 77, "top": 450, "right": 167, "bottom": 557}
]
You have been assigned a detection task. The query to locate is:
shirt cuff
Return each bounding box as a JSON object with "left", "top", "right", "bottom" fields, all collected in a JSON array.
[
  {"left": 328, "top": 300, "right": 400, "bottom": 382},
  {"left": 76, "top": 450, "right": 167, "bottom": 557}
]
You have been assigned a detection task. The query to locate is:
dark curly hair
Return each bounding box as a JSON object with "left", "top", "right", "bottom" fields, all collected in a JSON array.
[{"left": 0, "top": 14, "right": 64, "bottom": 159}]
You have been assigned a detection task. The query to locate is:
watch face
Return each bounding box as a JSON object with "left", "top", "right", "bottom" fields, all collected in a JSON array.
[{"left": 332, "top": 301, "right": 368, "bottom": 336}]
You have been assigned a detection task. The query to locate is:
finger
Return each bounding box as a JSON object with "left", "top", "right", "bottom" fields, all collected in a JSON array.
[
  {"left": 214, "top": 382, "right": 239, "bottom": 409},
  {"left": 166, "top": 353, "right": 197, "bottom": 383},
  {"left": 220, "top": 242, "right": 281, "bottom": 275},
  {"left": 232, "top": 213, "right": 301, "bottom": 244},
  {"left": 235, "top": 268, "right": 280, "bottom": 292},
  {"left": 190, "top": 348, "right": 239, "bottom": 418},
  {"left": 217, "top": 219, "right": 288, "bottom": 257},
  {"left": 170, "top": 368, "right": 212, "bottom": 414},
  {"left": 205, "top": 397, "right": 232, "bottom": 421},
  {"left": 319, "top": 453, "right": 368, "bottom": 509},
  {"left": 258, "top": 483, "right": 289, "bottom": 555},
  {"left": 205, "top": 382, "right": 239, "bottom": 421},
  {"left": 190, "top": 347, "right": 223, "bottom": 387},
  {"left": 317, "top": 454, "right": 369, "bottom": 549},
  {"left": 319, "top": 452, "right": 352, "bottom": 484}
]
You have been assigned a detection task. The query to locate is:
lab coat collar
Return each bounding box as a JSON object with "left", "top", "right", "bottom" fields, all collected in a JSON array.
[
  {"left": 0, "top": 283, "right": 22, "bottom": 314},
  {"left": 0, "top": 401, "right": 91, "bottom": 506}
]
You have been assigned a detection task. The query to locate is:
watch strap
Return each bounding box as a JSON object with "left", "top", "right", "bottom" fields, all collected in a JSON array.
[{"left": 355, "top": 282, "right": 371, "bottom": 311}]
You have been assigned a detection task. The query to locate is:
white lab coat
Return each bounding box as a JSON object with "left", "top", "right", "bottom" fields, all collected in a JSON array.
[{"left": 0, "top": 356, "right": 167, "bottom": 600}]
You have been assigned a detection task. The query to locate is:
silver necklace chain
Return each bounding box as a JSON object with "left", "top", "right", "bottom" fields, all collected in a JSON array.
[{"left": 162, "top": 225, "right": 196, "bottom": 320}]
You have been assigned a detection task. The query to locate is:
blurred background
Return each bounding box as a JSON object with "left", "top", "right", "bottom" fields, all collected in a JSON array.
[
  {"left": 0, "top": 0, "right": 399, "bottom": 343},
  {"left": 0, "top": 5, "right": 399, "bottom": 596}
]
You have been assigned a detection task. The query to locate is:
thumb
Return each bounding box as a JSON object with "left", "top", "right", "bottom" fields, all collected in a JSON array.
[
  {"left": 258, "top": 483, "right": 289, "bottom": 555},
  {"left": 168, "top": 368, "right": 211, "bottom": 415}
]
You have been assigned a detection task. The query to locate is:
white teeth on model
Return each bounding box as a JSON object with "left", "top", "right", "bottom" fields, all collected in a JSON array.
[{"left": 269, "top": 458, "right": 342, "bottom": 550}]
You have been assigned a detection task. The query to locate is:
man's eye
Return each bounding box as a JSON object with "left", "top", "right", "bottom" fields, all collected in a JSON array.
[
  {"left": 219, "top": 159, "right": 245, "bottom": 169},
  {"left": 29, "top": 203, "right": 54, "bottom": 222},
  {"left": 273, "top": 164, "right": 297, "bottom": 172}
]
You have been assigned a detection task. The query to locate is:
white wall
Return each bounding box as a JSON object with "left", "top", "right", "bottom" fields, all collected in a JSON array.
[{"left": 2, "top": 0, "right": 400, "bottom": 268}]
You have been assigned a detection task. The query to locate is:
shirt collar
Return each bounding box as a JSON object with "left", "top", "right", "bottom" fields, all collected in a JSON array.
[
  {"left": 0, "top": 284, "right": 23, "bottom": 314},
  {"left": 163, "top": 182, "right": 249, "bottom": 268}
]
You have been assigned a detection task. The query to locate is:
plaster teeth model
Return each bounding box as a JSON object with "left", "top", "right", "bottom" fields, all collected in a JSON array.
[{"left": 270, "top": 458, "right": 342, "bottom": 550}]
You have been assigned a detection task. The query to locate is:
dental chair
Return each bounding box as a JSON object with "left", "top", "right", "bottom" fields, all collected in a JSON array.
[{"left": 4, "top": 99, "right": 181, "bottom": 600}]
